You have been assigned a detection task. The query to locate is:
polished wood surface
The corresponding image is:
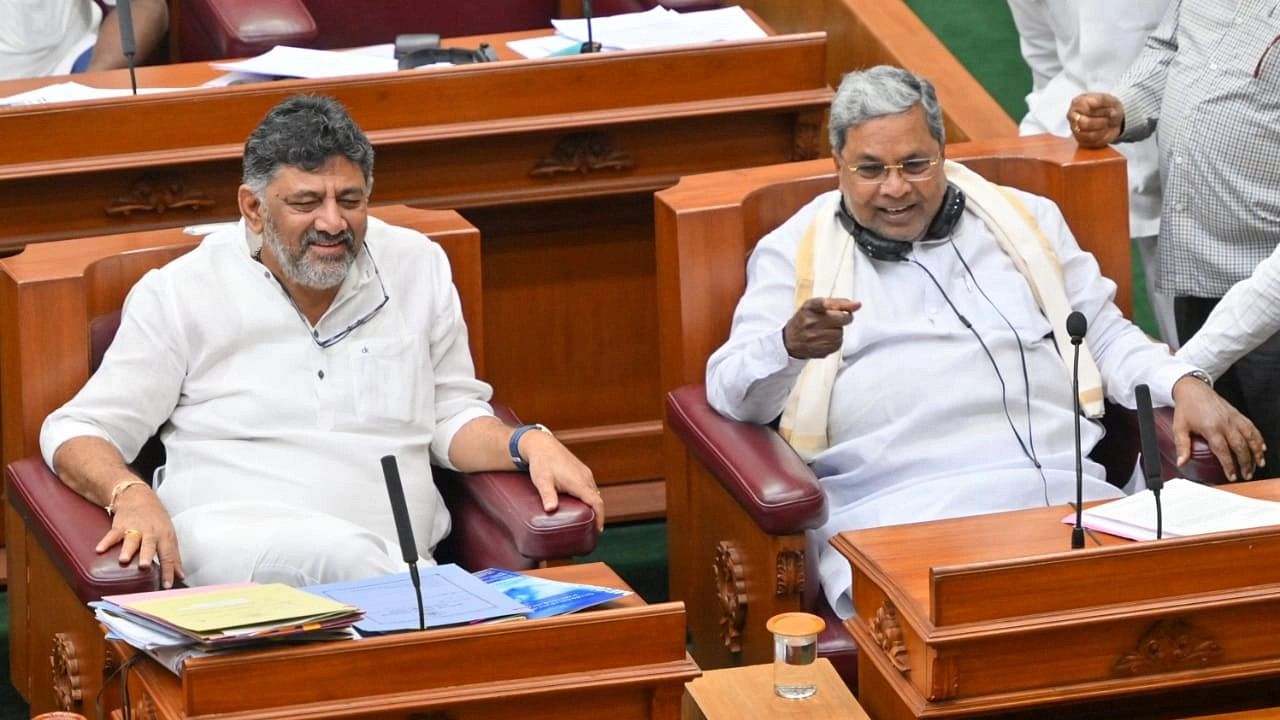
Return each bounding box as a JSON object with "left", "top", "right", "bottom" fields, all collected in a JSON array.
[
  {"left": 0, "top": 29, "right": 832, "bottom": 522},
  {"left": 108, "top": 563, "right": 698, "bottom": 719},
  {"left": 1, "top": 207, "right": 481, "bottom": 717},
  {"left": 738, "top": 0, "right": 1018, "bottom": 143},
  {"left": 834, "top": 480, "right": 1280, "bottom": 719},
  {"left": 681, "top": 659, "right": 870, "bottom": 719},
  {"left": 653, "top": 137, "right": 1129, "bottom": 675}
]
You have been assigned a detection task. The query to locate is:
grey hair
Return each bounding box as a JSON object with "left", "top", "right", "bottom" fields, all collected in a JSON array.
[
  {"left": 242, "top": 95, "right": 375, "bottom": 196},
  {"left": 828, "top": 65, "right": 945, "bottom": 156}
]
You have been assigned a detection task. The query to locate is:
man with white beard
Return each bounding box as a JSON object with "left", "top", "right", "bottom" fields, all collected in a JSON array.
[{"left": 41, "top": 95, "right": 603, "bottom": 589}]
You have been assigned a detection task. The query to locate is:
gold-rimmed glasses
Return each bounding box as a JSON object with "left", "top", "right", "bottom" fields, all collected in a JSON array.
[{"left": 845, "top": 157, "right": 940, "bottom": 185}]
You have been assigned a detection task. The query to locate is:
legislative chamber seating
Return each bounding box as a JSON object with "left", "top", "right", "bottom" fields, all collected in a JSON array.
[
  {"left": 653, "top": 138, "right": 1228, "bottom": 690},
  {"left": 1, "top": 207, "right": 598, "bottom": 716},
  {"left": 171, "top": 0, "right": 724, "bottom": 61}
]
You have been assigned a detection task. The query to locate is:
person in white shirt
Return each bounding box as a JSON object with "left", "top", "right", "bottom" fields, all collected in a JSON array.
[
  {"left": 41, "top": 95, "right": 604, "bottom": 589},
  {"left": 705, "top": 66, "right": 1262, "bottom": 618},
  {"left": 1178, "top": 243, "right": 1280, "bottom": 381},
  {"left": 0, "top": 0, "right": 168, "bottom": 80},
  {"left": 1007, "top": 0, "right": 1177, "bottom": 347}
]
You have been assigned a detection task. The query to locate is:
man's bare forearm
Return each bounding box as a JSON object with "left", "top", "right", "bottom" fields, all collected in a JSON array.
[{"left": 51, "top": 435, "right": 145, "bottom": 508}]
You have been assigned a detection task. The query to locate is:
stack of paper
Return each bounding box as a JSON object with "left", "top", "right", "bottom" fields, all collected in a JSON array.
[
  {"left": 93, "top": 583, "right": 362, "bottom": 674},
  {"left": 511, "top": 6, "right": 767, "bottom": 58},
  {"left": 1072, "top": 478, "right": 1280, "bottom": 541}
]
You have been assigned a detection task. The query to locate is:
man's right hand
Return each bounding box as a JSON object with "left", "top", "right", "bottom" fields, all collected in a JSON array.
[
  {"left": 783, "top": 297, "right": 861, "bottom": 359},
  {"left": 1068, "top": 92, "right": 1125, "bottom": 148},
  {"left": 97, "top": 484, "right": 185, "bottom": 589}
]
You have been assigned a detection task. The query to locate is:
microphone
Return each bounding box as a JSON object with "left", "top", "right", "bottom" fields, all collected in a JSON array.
[
  {"left": 1067, "top": 311, "right": 1087, "bottom": 550},
  {"left": 581, "top": 0, "right": 601, "bottom": 53},
  {"left": 380, "top": 455, "right": 425, "bottom": 631},
  {"left": 1134, "top": 384, "right": 1165, "bottom": 539},
  {"left": 115, "top": 0, "right": 139, "bottom": 95}
]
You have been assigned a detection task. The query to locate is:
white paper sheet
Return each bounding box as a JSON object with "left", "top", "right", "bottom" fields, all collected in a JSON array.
[{"left": 1067, "top": 478, "right": 1280, "bottom": 541}]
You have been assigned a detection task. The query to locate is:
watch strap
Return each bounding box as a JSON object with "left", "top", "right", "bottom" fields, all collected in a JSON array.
[{"left": 508, "top": 423, "right": 549, "bottom": 471}]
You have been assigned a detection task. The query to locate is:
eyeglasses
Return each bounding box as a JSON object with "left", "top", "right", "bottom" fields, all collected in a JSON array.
[
  {"left": 845, "top": 157, "right": 940, "bottom": 185},
  {"left": 285, "top": 246, "right": 390, "bottom": 349}
]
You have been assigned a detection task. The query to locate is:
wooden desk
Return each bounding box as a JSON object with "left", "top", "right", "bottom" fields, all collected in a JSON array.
[
  {"left": 835, "top": 480, "right": 1280, "bottom": 719},
  {"left": 0, "top": 29, "right": 831, "bottom": 522},
  {"left": 681, "top": 659, "right": 869, "bottom": 719},
  {"left": 107, "top": 562, "right": 700, "bottom": 719}
]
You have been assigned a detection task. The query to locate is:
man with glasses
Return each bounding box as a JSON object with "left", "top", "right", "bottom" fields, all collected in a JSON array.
[
  {"left": 705, "top": 66, "right": 1261, "bottom": 619},
  {"left": 40, "top": 95, "right": 603, "bottom": 589}
]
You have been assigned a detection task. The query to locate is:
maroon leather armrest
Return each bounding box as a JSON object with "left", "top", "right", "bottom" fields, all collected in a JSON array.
[
  {"left": 596, "top": 0, "right": 725, "bottom": 13},
  {"left": 435, "top": 468, "right": 597, "bottom": 570},
  {"left": 1154, "top": 406, "right": 1231, "bottom": 485},
  {"left": 434, "top": 401, "right": 598, "bottom": 570},
  {"left": 666, "top": 384, "right": 827, "bottom": 535},
  {"left": 179, "top": 0, "right": 318, "bottom": 61},
  {"left": 5, "top": 457, "right": 158, "bottom": 603}
]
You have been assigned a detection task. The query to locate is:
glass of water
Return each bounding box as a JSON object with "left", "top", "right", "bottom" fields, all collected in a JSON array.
[{"left": 765, "top": 612, "right": 825, "bottom": 699}]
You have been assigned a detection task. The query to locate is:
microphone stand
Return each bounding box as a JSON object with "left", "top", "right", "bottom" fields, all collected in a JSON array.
[
  {"left": 1070, "top": 335, "right": 1085, "bottom": 550},
  {"left": 1066, "top": 311, "right": 1088, "bottom": 550},
  {"left": 581, "top": 0, "right": 602, "bottom": 53},
  {"left": 116, "top": 0, "right": 139, "bottom": 95},
  {"left": 1135, "top": 384, "right": 1165, "bottom": 540},
  {"left": 381, "top": 455, "right": 425, "bottom": 631}
]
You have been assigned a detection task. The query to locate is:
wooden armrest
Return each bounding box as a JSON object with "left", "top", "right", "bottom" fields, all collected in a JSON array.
[
  {"left": 666, "top": 384, "right": 827, "bottom": 535},
  {"left": 5, "top": 457, "right": 158, "bottom": 603}
]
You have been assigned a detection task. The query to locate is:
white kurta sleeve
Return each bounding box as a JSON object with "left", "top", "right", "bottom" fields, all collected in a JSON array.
[
  {"left": 704, "top": 202, "right": 819, "bottom": 424},
  {"left": 1027, "top": 192, "right": 1196, "bottom": 407},
  {"left": 40, "top": 271, "right": 186, "bottom": 469},
  {"left": 422, "top": 242, "right": 494, "bottom": 470},
  {"left": 1177, "top": 242, "right": 1280, "bottom": 379}
]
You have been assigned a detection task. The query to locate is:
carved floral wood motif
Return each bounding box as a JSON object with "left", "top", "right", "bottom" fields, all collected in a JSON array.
[
  {"left": 714, "top": 540, "right": 747, "bottom": 654},
  {"left": 529, "top": 131, "right": 634, "bottom": 177},
  {"left": 105, "top": 173, "right": 215, "bottom": 217},
  {"left": 774, "top": 549, "right": 804, "bottom": 597},
  {"left": 1114, "top": 618, "right": 1223, "bottom": 676},
  {"left": 50, "top": 632, "right": 83, "bottom": 712},
  {"left": 870, "top": 601, "right": 910, "bottom": 673},
  {"left": 132, "top": 694, "right": 159, "bottom": 720}
]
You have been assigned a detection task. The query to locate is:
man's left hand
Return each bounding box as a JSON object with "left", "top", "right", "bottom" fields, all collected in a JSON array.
[
  {"left": 1171, "top": 375, "right": 1267, "bottom": 481},
  {"left": 520, "top": 430, "right": 605, "bottom": 531}
]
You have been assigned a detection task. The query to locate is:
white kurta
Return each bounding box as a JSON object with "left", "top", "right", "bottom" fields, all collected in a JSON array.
[
  {"left": 706, "top": 189, "right": 1197, "bottom": 617},
  {"left": 0, "top": 0, "right": 108, "bottom": 80},
  {"left": 41, "top": 218, "right": 494, "bottom": 585}
]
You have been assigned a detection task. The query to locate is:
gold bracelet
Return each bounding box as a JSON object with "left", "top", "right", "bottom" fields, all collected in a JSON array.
[{"left": 105, "top": 479, "right": 147, "bottom": 516}]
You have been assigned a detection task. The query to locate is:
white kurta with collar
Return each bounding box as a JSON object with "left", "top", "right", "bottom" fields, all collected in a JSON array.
[
  {"left": 41, "top": 217, "right": 494, "bottom": 585},
  {"left": 706, "top": 189, "right": 1197, "bottom": 618}
]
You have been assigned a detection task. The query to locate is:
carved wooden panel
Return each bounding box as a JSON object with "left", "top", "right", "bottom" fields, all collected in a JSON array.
[
  {"left": 790, "top": 112, "right": 823, "bottom": 161},
  {"left": 50, "top": 632, "right": 83, "bottom": 712},
  {"left": 530, "top": 131, "right": 634, "bottom": 177},
  {"left": 131, "top": 694, "right": 158, "bottom": 720},
  {"left": 105, "top": 172, "right": 215, "bottom": 217},
  {"left": 870, "top": 601, "right": 909, "bottom": 673},
  {"left": 1114, "top": 618, "right": 1223, "bottom": 676},
  {"left": 714, "top": 540, "right": 747, "bottom": 654},
  {"left": 774, "top": 549, "right": 805, "bottom": 597}
]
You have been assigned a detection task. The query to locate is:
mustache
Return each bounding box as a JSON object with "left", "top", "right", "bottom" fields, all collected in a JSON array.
[{"left": 303, "top": 228, "right": 355, "bottom": 248}]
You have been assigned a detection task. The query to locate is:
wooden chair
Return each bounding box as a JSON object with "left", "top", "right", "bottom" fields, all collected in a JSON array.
[
  {"left": 1, "top": 206, "right": 599, "bottom": 716},
  {"left": 654, "top": 135, "right": 1225, "bottom": 687}
]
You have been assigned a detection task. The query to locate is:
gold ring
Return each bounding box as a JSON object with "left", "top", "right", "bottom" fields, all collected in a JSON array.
[{"left": 123, "top": 528, "right": 141, "bottom": 537}]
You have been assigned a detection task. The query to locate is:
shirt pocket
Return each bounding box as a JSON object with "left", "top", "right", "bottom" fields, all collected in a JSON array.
[{"left": 349, "top": 336, "right": 420, "bottom": 425}]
